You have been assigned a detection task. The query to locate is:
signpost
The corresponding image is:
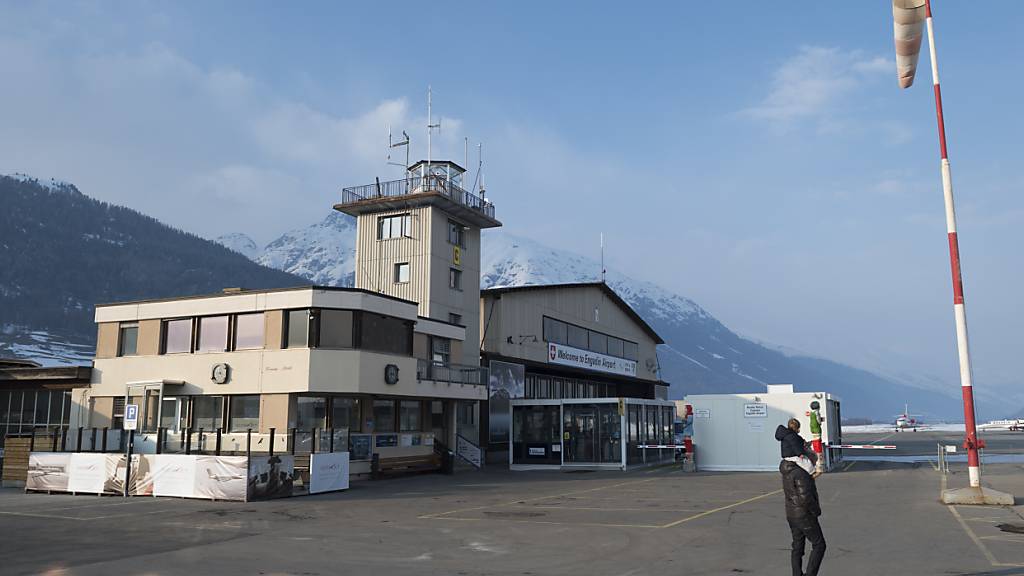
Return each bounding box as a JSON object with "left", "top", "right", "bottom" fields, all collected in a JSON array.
[{"left": 123, "top": 404, "right": 138, "bottom": 497}]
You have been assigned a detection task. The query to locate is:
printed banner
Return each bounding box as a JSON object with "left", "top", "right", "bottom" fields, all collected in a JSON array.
[
  {"left": 66, "top": 453, "right": 113, "bottom": 494},
  {"left": 488, "top": 360, "right": 525, "bottom": 444},
  {"left": 547, "top": 342, "right": 637, "bottom": 377},
  {"left": 26, "top": 453, "right": 71, "bottom": 492},
  {"left": 194, "top": 456, "right": 247, "bottom": 501},
  {"left": 309, "top": 452, "right": 350, "bottom": 494},
  {"left": 247, "top": 455, "right": 295, "bottom": 500}
]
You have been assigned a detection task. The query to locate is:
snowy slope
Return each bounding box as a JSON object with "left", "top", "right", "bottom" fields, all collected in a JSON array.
[{"left": 215, "top": 233, "right": 261, "bottom": 260}]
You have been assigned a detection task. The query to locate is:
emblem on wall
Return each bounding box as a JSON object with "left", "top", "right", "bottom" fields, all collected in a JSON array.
[
  {"left": 211, "top": 363, "right": 231, "bottom": 385},
  {"left": 384, "top": 364, "right": 400, "bottom": 385}
]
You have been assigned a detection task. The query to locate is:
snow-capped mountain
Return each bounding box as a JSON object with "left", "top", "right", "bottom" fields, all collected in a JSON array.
[
  {"left": 216, "top": 212, "right": 964, "bottom": 419},
  {"left": 215, "top": 233, "right": 261, "bottom": 260}
]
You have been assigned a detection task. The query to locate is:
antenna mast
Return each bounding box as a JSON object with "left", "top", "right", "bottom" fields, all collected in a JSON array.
[
  {"left": 426, "top": 86, "right": 440, "bottom": 178},
  {"left": 600, "top": 233, "right": 606, "bottom": 283}
]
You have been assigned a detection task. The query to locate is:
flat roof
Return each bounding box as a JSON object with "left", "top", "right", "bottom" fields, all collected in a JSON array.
[
  {"left": 95, "top": 285, "right": 417, "bottom": 309},
  {"left": 0, "top": 365, "right": 93, "bottom": 388},
  {"left": 481, "top": 282, "right": 665, "bottom": 345}
]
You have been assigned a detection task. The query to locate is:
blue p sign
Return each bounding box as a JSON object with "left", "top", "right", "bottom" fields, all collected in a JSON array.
[{"left": 124, "top": 404, "right": 139, "bottom": 430}]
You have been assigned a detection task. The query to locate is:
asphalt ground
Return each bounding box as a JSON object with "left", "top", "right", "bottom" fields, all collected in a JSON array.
[{"left": 0, "top": 431, "right": 1020, "bottom": 575}]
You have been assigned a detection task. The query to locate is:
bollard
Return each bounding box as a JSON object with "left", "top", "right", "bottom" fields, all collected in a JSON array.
[
  {"left": 185, "top": 428, "right": 192, "bottom": 455},
  {"left": 198, "top": 428, "right": 205, "bottom": 455},
  {"left": 29, "top": 428, "right": 36, "bottom": 451},
  {"left": 290, "top": 428, "right": 297, "bottom": 456},
  {"left": 329, "top": 427, "right": 335, "bottom": 453},
  {"left": 52, "top": 429, "right": 58, "bottom": 452},
  {"left": 90, "top": 428, "right": 97, "bottom": 452},
  {"left": 215, "top": 429, "right": 222, "bottom": 456},
  {"left": 311, "top": 428, "right": 317, "bottom": 454},
  {"left": 156, "top": 427, "right": 164, "bottom": 454},
  {"left": 101, "top": 428, "right": 108, "bottom": 453},
  {"left": 76, "top": 427, "right": 83, "bottom": 452},
  {"left": 61, "top": 428, "right": 68, "bottom": 452},
  {"left": 246, "top": 428, "right": 252, "bottom": 459},
  {"left": 269, "top": 428, "right": 276, "bottom": 457}
]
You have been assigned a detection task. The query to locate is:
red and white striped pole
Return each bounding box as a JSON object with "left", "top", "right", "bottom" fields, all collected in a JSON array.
[{"left": 919, "top": 0, "right": 984, "bottom": 488}]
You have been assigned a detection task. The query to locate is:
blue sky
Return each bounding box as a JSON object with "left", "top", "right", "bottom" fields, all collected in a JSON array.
[{"left": 2, "top": 1, "right": 1022, "bottom": 398}]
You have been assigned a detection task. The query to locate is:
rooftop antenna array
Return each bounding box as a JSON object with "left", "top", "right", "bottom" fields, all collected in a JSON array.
[
  {"left": 387, "top": 125, "right": 410, "bottom": 174},
  {"left": 472, "top": 142, "right": 484, "bottom": 199}
]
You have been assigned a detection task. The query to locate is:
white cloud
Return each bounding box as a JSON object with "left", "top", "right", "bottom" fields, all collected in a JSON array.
[{"left": 743, "top": 46, "right": 892, "bottom": 126}]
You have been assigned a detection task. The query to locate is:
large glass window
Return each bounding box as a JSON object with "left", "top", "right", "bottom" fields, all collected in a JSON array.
[
  {"left": 589, "top": 332, "right": 608, "bottom": 355},
  {"left": 607, "top": 337, "right": 624, "bottom": 358},
  {"left": 568, "top": 324, "right": 588, "bottom": 349},
  {"left": 192, "top": 396, "right": 223, "bottom": 430},
  {"left": 373, "top": 400, "right": 395, "bottom": 433},
  {"left": 162, "top": 318, "right": 192, "bottom": 354},
  {"left": 319, "top": 309, "right": 354, "bottom": 349},
  {"left": 360, "top": 314, "right": 412, "bottom": 355},
  {"left": 449, "top": 268, "right": 462, "bottom": 290},
  {"left": 543, "top": 316, "right": 567, "bottom": 344},
  {"left": 623, "top": 341, "right": 639, "bottom": 361},
  {"left": 234, "top": 313, "right": 265, "bottom": 350},
  {"left": 331, "top": 398, "right": 360, "bottom": 432},
  {"left": 296, "top": 396, "right": 327, "bottom": 430},
  {"left": 197, "top": 316, "right": 229, "bottom": 352},
  {"left": 431, "top": 337, "right": 450, "bottom": 365},
  {"left": 377, "top": 213, "right": 411, "bottom": 240},
  {"left": 399, "top": 400, "right": 422, "bottom": 432},
  {"left": 34, "top": 390, "right": 50, "bottom": 426},
  {"left": 229, "top": 395, "right": 260, "bottom": 432},
  {"left": 118, "top": 323, "right": 138, "bottom": 357},
  {"left": 285, "top": 309, "right": 311, "bottom": 348}
]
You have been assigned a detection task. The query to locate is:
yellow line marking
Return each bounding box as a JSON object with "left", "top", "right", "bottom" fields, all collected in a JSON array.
[
  {"left": 517, "top": 504, "right": 704, "bottom": 513},
  {"left": 949, "top": 505, "right": 1002, "bottom": 567},
  {"left": 842, "top": 461, "right": 856, "bottom": 472},
  {"left": 659, "top": 489, "right": 783, "bottom": 529},
  {"left": 418, "top": 477, "right": 660, "bottom": 519},
  {"left": 427, "top": 516, "right": 663, "bottom": 529},
  {"left": 979, "top": 535, "right": 1024, "bottom": 543}
]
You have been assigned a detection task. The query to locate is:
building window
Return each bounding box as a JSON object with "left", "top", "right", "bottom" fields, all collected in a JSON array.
[
  {"left": 359, "top": 313, "right": 412, "bottom": 355},
  {"left": 285, "top": 309, "right": 311, "bottom": 348},
  {"left": 431, "top": 337, "right": 451, "bottom": 365},
  {"left": 449, "top": 268, "right": 462, "bottom": 290},
  {"left": 394, "top": 262, "right": 410, "bottom": 284},
  {"left": 543, "top": 317, "right": 567, "bottom": 345},
  {"left": 377, "top": 213, "right": 411, "bottom": 240},
  {"left": 118, "top": 323, "right": 139, "bottom": 357},
  {"left": 607, "top": 336, "right": 624, "bottom": 358},
  {"left": 192, "top": 396, "right": 223, "bottom": 430},
  {"left": 399, "top": 400, "right": 422, "bottom": 432},
  {"left": 113, "top": 397, "right": 126, "bottom": 429},
  {"left": 448, "top": 313, "right": 462, "bottom": 325},
  {"left": 448, "top": 219, "right": 465, "bottom": 247},
  {"left": 331, "top": 398, "right": 361, "bottom": 432},
  {"left": 623, "top": 341, "right": 639, "bottom": 361},
  {"left": 296, "top": 396, "right": 327, "bottom": 430},
  {"left": 567, "top": 324, "right": 588, "bottom": 349},
  {"left": 234, "top": 313, "right": 265, "bottom": 350},
  {"left": 197, "top": 316, "right": 229, "bottom": 352},
  {"left": 228, "top": 395, "right": 260, "bottom": 432},
  {"left": 162, "top": 318, "right": 192, "bottom": 354},
  {"left": 373, "top": 400, "right": 395, "bottom": 433},
  {"left": 319, "top": 309, "right": 354, "bottom": 349},
  {"left": 588, "top": 332, "right": 608, "bottom": 355}
]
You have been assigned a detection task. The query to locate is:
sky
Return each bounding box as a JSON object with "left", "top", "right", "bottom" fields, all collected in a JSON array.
[{"left": 1, "top": 1, "right": 1022, "bottom": 395}]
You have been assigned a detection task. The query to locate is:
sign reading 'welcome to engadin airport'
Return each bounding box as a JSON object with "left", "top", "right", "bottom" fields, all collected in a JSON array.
[{"left": 548, "top": 342, "right": 637, "bottom": 377}]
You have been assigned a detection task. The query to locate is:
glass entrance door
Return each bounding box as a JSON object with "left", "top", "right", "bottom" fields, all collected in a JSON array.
[
  {"left": 565, "top": 410, "right": 597, "bottom": 463},
  {"left": 564, "top": 403, "right": 623, "bottom": 464}
]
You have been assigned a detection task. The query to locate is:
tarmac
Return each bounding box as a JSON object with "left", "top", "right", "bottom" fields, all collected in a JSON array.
[{"left": 0, "top": 429, "right": 1020, "bottom": 575}]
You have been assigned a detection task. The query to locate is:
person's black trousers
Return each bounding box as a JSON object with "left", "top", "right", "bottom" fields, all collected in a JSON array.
[{"left": 788, "top": 515, "right": 826, "bottom": 576}]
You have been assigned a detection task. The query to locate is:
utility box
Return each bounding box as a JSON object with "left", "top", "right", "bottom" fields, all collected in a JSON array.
[{"left": 684, "top": 387, "right": 842, "bottom": 472}]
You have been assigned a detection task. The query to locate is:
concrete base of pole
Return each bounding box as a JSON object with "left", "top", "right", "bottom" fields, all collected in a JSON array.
[{"left": 941, "top": 486, "right": 1015, "bottom": 506}]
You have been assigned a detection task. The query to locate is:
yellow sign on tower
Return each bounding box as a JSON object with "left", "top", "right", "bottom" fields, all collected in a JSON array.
[{"left": 453, "top": 245, "right": 461, "bottom": 266}]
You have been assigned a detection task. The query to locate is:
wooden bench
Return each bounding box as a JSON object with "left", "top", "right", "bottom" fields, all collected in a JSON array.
[{"left": 371, "top": 453, "right": 442, "bottom": 479}]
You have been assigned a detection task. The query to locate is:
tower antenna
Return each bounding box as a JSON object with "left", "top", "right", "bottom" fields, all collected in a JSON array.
[
  {"left": 600, "top": 233, "right": 606, "bottom": 283},
  {"left": 426, "top": 86, "right": 441, "bottom": 179},
  {"left": 472, "top": 142, "right": 484, "bottom": 198},
  {"left": 387, "top": 126, "right": 410, "bottom": 172}
]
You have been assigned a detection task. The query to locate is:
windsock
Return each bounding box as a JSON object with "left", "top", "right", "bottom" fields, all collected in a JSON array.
[{"left": 892, "top": 0, "right": 928, "bottom": 88}]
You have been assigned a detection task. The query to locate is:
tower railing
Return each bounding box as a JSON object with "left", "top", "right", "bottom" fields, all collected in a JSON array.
[
  {"left": 341, "top": 175, "right": 495, "bottom": 220},
  {"left": 416, "top": 358, "right": 487, "bottom": 385}
]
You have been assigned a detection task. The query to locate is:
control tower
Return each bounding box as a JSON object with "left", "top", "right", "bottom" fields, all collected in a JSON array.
[{"left": 334, "top": 159, "right": 500, "bottom": 367}]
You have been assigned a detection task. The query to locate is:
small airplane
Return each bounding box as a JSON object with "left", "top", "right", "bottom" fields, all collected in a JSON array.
[{"left": 894, "top": 404, "right": 926, "bottom": 432}]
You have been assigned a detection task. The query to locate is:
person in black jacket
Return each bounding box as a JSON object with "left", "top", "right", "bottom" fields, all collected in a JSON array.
[{"left": 777, "top": 419, "right": 826, "bottom": 576}]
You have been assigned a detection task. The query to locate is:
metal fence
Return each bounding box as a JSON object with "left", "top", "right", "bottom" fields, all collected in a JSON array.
[
  {"left": 341, "top": 175, "right": 495, "bottom": 220},
  {"left": 416, "top": 359, "right": 487, "bottom": 385}
]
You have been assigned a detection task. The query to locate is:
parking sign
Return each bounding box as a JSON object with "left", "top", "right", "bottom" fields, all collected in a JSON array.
[{"left": 124, "top": 404, "right": 139, "bottom": 431}]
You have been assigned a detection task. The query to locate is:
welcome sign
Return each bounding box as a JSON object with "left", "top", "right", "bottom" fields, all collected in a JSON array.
[{"left": 548, "top": 342, "right": 637, "bottom": 377}]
